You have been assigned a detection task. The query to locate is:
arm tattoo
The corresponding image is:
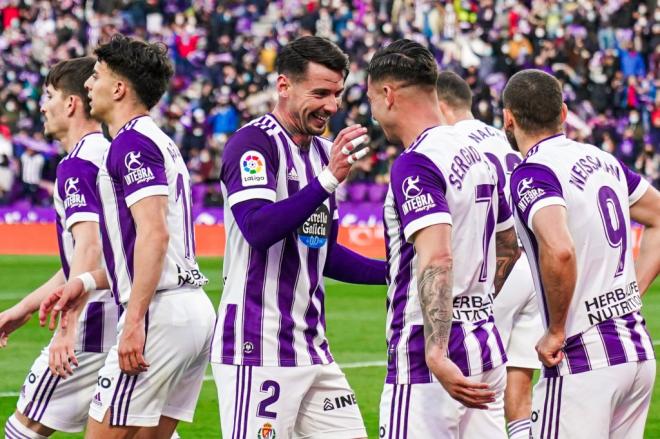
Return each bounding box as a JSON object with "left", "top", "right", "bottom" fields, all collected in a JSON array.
[
  {"left": 494, "top": 227, "right": 521, "bottom": 297},
  {"left": 418, "top": 263, "right": 453, "bottom": 354}
]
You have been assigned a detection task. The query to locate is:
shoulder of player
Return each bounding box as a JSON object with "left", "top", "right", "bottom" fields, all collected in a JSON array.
[
  {"left": 225, "top": 121, "right": 274, "bottom": 150},
  {"left": 72, "top": 134, "right": 110, "bottom": 166}
]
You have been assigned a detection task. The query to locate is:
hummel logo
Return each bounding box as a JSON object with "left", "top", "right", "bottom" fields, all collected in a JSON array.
[{"left": 288, "top": 168, "right": 299, "bottom": 181}]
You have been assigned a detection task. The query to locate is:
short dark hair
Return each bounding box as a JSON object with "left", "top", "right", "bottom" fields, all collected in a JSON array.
[
  {"left": 436, "top": 71, "right": 472, "bottom": 109},
  {"left": 276, "top": 36, "right": 349, "bottom": 81},
  {"left": 45, "top": 57, "right": 96, "bottom": 117},
  {"left": 94, "top": 34, "right": 173, "bottom": 110},
  {"left": 502, "top": 69, "right": 563, "bottom": 134},
  {"left": 367, "top": 39, "right": 438, "bottom": 88}
]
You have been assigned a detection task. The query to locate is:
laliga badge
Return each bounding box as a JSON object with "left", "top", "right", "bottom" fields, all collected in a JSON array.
[{"left": 297, "top": 204, "right": 331, "bottom": 249}]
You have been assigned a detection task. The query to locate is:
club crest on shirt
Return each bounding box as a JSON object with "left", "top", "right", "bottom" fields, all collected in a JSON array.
[
  {"left": 257, "top": 422, "right": 276, "bottom": 439},
  {"left": 64, "top": 177, "right": 87, "bottom": 208},
  {"left": 516, "top": 177, "right": 545, "bottom": 212},
  {"left": 124, "top": 151, "right": 155, "bottom": 185},
  {"left": 401, "top": 175, "right": 435, "bottom": 215},
  {"left": 240, "top": 150, "right": 267, "bottom": 187}
]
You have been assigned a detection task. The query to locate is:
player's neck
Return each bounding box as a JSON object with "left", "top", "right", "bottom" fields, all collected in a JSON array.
[
  {"left": 61, "top": 118, "right": 102, "bottom": 153},
  {"left": 399, "top": 106, "right": 442, "bottom": 149},
  {"left": 517, "top": 130, "right": 563, "bottom": 157},
  {"left": 271, "top": 108, "right": 312, "bottom": 149},
  {"left": 446, "top": 110, "right": 474, "bottom": 126},
  {"left": 106, "top": 106, "right": 149, "bottom": 138}
]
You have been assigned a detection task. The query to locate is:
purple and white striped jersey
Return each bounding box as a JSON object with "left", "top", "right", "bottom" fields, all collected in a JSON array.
[
  {"left": 384, "top": 125, "right": 513, "bottom": 384},
  {"left": 97, "top": 116, "right": 207, "bottom": 305},
  {"left": 510, "top": 134, "right": 655, "bottom": 378},
  {"left": 54, "top": 132, "right": 117, "bottom": 353},
  {"left": 212, "top": 113, "right": 338, "bottom": 367}
]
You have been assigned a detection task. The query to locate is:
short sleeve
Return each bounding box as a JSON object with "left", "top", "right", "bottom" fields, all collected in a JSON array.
[
  {"left": 495, "top": 182, "right": 514, "bottom": 232},
  {"left": 107, "top": 131, "right": 168, "bottom": 207},
  {"left": 391, "top": 151, "right": 451, "bottom": 242},
  {"left": 617, "top": 159, "right": 650, "bottom": 205},
  {"left": 57, "top": 157, "right": 101, "bottom": 230},
  {"left": 510, "top": 163, "right": 565, "bottom": 230},
  {"left": 221, "top": 125, "right": 279, "bottom": 207}
]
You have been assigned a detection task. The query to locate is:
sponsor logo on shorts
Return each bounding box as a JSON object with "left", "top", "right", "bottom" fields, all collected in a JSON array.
[
  {"left": 322, "top": 393, "right": 357, "bottom": 411},
  {"left": 98, "top": 376, "right": 112, "bottom": 389},
  {"left": 27, "top": 373, "right": 36, "bottom": 384},
  {"left": 257, "top": 422, "right": 276, "bottom": 439},
  {"left": 92, "top": 392, "right": 102, "bottom": 406},
  {"left": 379, "top": 425, "right": 386, "bottom": 438},
  {"left": 531, "top": 410, "right": 539, "bottom": 423}
]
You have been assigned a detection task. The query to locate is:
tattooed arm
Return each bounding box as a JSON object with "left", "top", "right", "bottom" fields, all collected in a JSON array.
[
  {"left": 494, "top": 226, "right": 521, "bottom": 297},
  {"left": 413, "top": 224, "right": 495, "bottom": 409}
]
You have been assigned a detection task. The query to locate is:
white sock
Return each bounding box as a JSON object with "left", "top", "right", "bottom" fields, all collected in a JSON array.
[
  {"left": 170, "top": 430, "right": 181, "bottom": 439},
  {"left": 508, "top": 418, "right": 531, "bottom": 439},
  {"left": 5, "top": 414, "right": 48, "bottom": 439}
]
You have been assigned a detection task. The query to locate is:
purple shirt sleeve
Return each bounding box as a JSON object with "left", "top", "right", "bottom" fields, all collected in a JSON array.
[
  {"left": 324, "top": 219, "right": 387, "bottom": 284},
  {"left": 107, "top": 131, "right": 168, "bottom": 207},
  {"left": 221, "top": 125, "right": 279, "bottom": 207},
  {"left": 510, "top": 162, "right": 565, "bottom": 230},
  {"left": 617, "top": 159, "right": 650, "bottom": 204},
  {"left": 57, "top": 157, "right": 101, "bottom": 230},
  {"left": 230, "top": 179, "right": 330, "bottom": 252},
  {"left": 391, "top": 151, "right": 451, "bottom": 242}
]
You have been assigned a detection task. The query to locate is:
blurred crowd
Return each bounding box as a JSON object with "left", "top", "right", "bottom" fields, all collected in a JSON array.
[{"left": 0, "top": 0, "right": 658, "bottom": 208}]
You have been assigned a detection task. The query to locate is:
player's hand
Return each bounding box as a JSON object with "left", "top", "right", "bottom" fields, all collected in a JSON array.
[
  {"left": 39, "top": 279, "right": 87, "bottom": 331},
  {"left": 327, "top": 125, "right": 370, "bottom": 183},
  {"left": 118, "top": 319, "right": 149, "bottom": 376},
  {"left": 49, "top": 327, "right": 78, "bottom": 378},
  {"left": 0, "top": 304, "right": 32, "bottom": 348},
  {"left": 426, "top": 347, "right": 495, "bottom": 410},
  {"left": 536, "top": 329, "right": 565, "bottom": 368}
]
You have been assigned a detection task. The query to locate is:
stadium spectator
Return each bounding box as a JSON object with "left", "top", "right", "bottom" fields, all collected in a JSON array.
[
  {"left": 19, "top": 145, "right": 44, "bottom": 205},
  {"left": 0, "top": 0, "right": 658, "bottom": 210}
]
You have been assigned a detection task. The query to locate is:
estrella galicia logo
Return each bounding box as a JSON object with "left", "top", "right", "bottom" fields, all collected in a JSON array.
[
  {"left": 64, "top": 177, "right": 87, "bottom": 208},
  {"left": 402, "top": 176, "right": 422, "bottom": 199},
  {"left": 123, "top": 150, "right": 155, "bottom": 186},
  {"left": 298, "top": 204, "right": 330, "bottom": 249},
  {"left": 124, "top": 151, "right": 143, "bottom": 171}
]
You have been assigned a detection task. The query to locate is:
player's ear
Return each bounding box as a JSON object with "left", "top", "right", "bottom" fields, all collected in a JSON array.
[
  {"left": 560, "top": 103, "right": 568, "bottom": 124},
  {"left": 113, "top": 80, "right": 127, "bottom": 102},
  {"left": 383, "top": 84, "right": 395, "bottom": 110},
  {"left": 276, "top": 74, "right": 291, "bottom": 98},
  {"left": 503, "top": 108, "right": 515, "bottom": 131},
  {"left": 66, "top": 95, "right": 76, "bottom": 118}
]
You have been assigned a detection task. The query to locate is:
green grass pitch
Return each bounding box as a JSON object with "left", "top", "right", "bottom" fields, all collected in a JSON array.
[{"left": 0, "top": 255, "right": 658, "bottom": 437}]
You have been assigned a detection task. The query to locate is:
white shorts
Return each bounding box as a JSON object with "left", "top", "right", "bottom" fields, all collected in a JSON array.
[
  {"left": 531, "top": 360, "right": 655, "bottom": 439},
  {"left": 212, "top": 362, "right": 367, "bottom": 439},
  {"left": 378, "top": 364, "right": 507, "bottom": 439},
  {"left": 492, "top": 255, "right": 542, "bottom": 369},
  {"left": 89, "top": 290, "right": 215, "bottom": 427},
  {"left": 16, "top": 347, "right": 108, "bottom": 433}
]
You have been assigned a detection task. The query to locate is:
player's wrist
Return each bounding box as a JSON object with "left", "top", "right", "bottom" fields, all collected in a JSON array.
[
  {"left": 75, "top": 272, "right": 97, "bottom": 293},
  {"left": 318, "top": 168, "right": 340, "bottom": 193}
]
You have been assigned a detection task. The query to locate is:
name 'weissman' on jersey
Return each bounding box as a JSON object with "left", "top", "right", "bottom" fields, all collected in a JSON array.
[
  {"left": 212, "top": 113, "right": 339, "bottom": 367},
  {"left": 54, "top": 132, "right": 116, "bottom": 352},
  {"left": 97, "top": 116, "right": 207, "bottom": 305},
  {"left": 384, "top": 125, "right": 513, "bottom": 384},
  {"left": 510, "top": 134, "right": 655, "bottom": 377}
]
